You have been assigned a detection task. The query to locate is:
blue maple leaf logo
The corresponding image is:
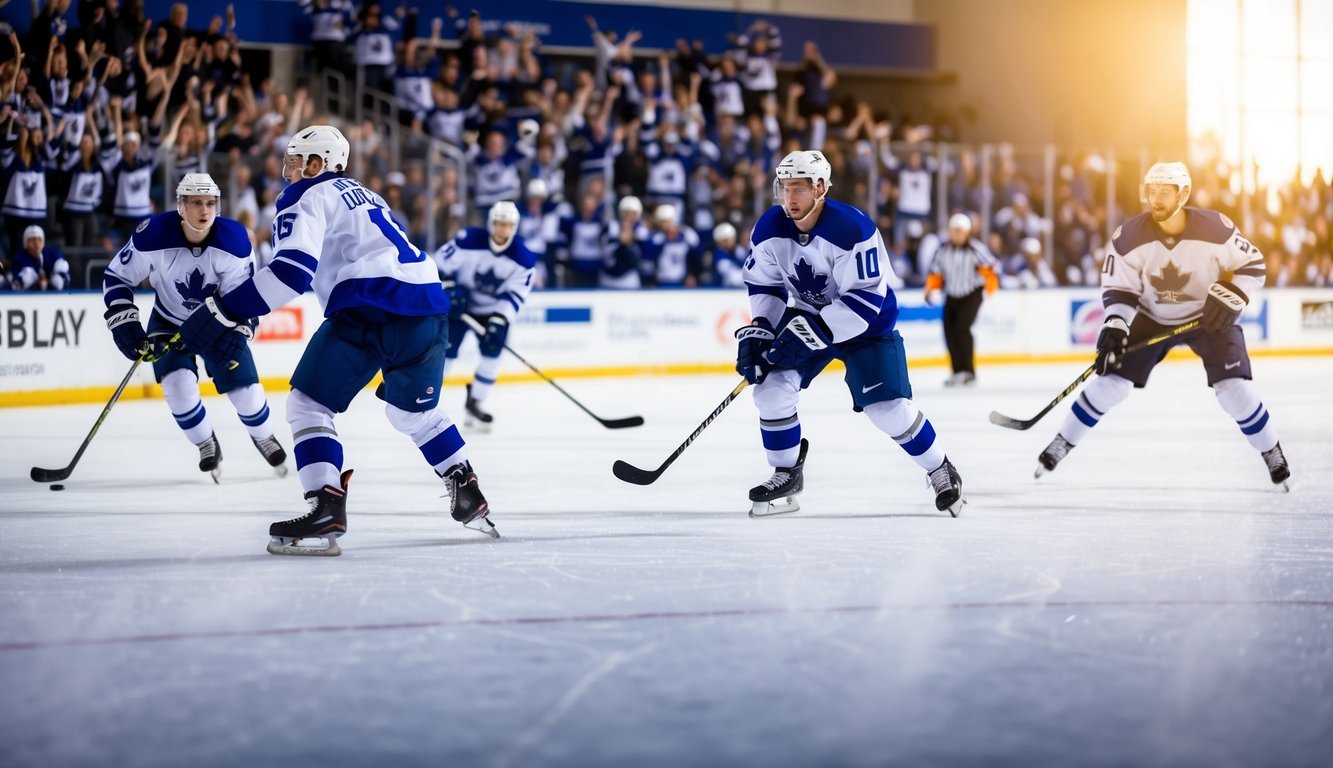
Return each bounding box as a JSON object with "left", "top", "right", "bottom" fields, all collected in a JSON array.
[
  {"left": 474, "top": 267, "right": 505, "bottom": 295},
  {"left": 174, "top": 267, "right": 218, "bottom": 312},
  {"left": 786, "top": 258, "right": 831, "bottom": 307}
]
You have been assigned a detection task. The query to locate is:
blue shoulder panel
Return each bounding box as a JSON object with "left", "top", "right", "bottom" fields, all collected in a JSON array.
[
  {"left": 750, "top": 206, "right": 793, "bottom": 247},
  {"left": 1110, "top": 212, "right": 1158, "bottom": 254},
  {"left": 455, "top": 228, "right": 490, "bottom": 250},
  {"left": 211, "top": 218, "right": 254, "bottom": 258},
  {"left": 131, "top": 212, "right": 188, "bottom": 251},
  {"left": 274, "top": 172, "right": 340, "bottom": 214},
  {"left": 1180, "top": 207, "right": 1235, "bottom": 244},
  {"left": 814, "top": 200, "right": 876, "bottom": 251},
  {"left": 507, "top": 237, "right": 539, "bottom": 269}
]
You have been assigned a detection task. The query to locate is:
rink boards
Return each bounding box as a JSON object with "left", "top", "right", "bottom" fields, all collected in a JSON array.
[{"left": 2, "top": 287, "right": 1332, "bottom": 407}]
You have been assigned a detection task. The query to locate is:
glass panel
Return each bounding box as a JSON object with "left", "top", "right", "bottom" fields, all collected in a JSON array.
[
  {"left": 1299, "top": 0, "right": 1333, "bottom": 58},
  {"left": 1245, "top": 111, "right": 1300, "bottom": 186},
  {"left": 1301, "top": 60, "right": 1333, "bottom": 110},
  {"left": 1243, "top": 57, "right": 1299, "bottom": 110},
  {"left": 1300, "top": 112, "right": 1333, "bottom": 184},
  {"left": 1242, "top": 0, "right": 1296, "bottom": 56}
]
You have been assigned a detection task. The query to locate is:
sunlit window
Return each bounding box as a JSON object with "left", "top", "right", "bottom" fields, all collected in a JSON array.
[{"left": 1188, "top": 0, "right": 1333, "bottom": 187}]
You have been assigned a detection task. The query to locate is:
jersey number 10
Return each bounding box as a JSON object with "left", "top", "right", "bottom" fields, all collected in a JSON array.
[{"left": 854, "top": 247, "right": 880, "bottom": 280}]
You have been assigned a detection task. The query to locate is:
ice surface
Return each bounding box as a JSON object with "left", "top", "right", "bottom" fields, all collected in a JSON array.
[{"left": 1, "top": 357, "right": 1331, "bottom": 767}]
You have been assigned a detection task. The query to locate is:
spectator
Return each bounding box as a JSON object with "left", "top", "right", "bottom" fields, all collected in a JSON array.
[
  {"left": 301, "top": 0, "right": 352, "bottom": 75},
  {"left": 10, "top": 225, "right": 70, "bottom": 290},
  {"left": 710, "top": 221, "right": 745, "bottom": 288},
  {"left": 557, "top": 190, "right": 607, "bottom": 288},
  {"left": 600, "top": 194, "right": 647, "bottom": 289},
  {"left": 644, "top": 203, "right": 701, "bottom": 287},
  {"left": 351, "top": 1, "right": 401, "bottom": 94}
]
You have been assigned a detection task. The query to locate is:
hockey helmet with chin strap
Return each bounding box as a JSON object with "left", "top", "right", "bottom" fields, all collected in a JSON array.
[
  {"left": 1139, "top": 161, "right": 1191, "bottom": 204},
  {"left": 773, "top": 150, "right": 832, "bottom": 198},
  {"left": 487, "top": 201, "right": 520, "bottom": 253},
  {"left": 176, "top": 173, "right": 222, "bottom": 236},
  {"left": 286, "top": 124, "right": 351, "bottom": 176}
]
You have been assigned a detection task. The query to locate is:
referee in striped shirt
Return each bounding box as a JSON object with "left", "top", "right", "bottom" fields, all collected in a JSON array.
[{"left": 924, "top": 213, "right": 999, "bottom": 386}]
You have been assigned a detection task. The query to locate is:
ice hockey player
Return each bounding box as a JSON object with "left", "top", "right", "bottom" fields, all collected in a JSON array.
[
  {"left": 1036, "top": 162, "right": 1290, "bottom": 490},
  {"left": 102, "top": 173, "right": 288, "bottom": 483},
  {"left": 432, "top": 200, "right": 538, "bottom": 431},
  {"left": 736, "top": 149, "right": 965, "bottom": 517},
  {"left": 177, "top": 125, "right": 497, "bottom": 555}
]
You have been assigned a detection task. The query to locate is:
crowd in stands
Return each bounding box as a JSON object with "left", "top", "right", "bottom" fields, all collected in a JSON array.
[{"left": 2, "top": 0, "right": 1331, "bottom": 293}]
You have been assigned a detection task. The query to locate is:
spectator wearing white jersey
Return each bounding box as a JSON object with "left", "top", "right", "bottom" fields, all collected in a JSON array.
[{"left": 924, "top": 213, "right": 998, "bottom": 386}]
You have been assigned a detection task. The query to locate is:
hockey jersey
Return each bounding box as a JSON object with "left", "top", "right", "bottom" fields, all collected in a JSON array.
[
  {"left": 103, "top": 213, "right": 255, "bottom": 325},
  {"left": 646, "top": 227, "right": 702, "bottom": 287},
  {"left": 433, "top": 228, "right": 537, "bottom": 323},
  {"left": 1102, "top": 207, "right": 1266, "bottom": 326},
  {"left": 221, "top": 172, "right": 448, "bottom": 320},
  {"left": 744, "top": 200, "right": 899, "bottom": 342},
  {"left": 13, "top": 246, "right": 71, "bottom": 290}
]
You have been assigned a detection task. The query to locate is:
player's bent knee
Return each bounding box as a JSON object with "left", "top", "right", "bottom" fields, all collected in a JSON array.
[
  {"left": 863, "top": 398, "right": 917, "bottom": 434},
  {"left": 385, "top": 402, "right": 438, "bottom": 437},
  {"left": 1084, "top": 374, "right": 1132, "bottom": 408},
  {"left": 1212, "top": 377, "right": 1258, "bottom": 416},
  {"left": 287, "top": 389, "right": 335, "bottom": 428},
  {"left": 753, "top": 371, "right": 800, "bottom": 417}
]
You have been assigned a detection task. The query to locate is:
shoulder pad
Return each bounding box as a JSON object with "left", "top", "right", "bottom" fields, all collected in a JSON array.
[
  {"left": 275, "top": 172, "right": 338, "bottom": 214},
  {"left": 1110, "top": 212, "right": 1158, "bottom": 254},
  {"left": 1180, "top": 207, "right": 1235, "bottom": 244},
  {"left": 131, "top": 212, "right": 187, "bottom": 252},
  {"left": 814, "top": 200, "right": 876, "bottom": 250},
  {"left": 455, "top": 228, "right": 491, "bottom": 250},
  {"left": 507, "top": 237, "right": 539, "bottom": 269},
  {"left": 212, "top": 218, "right": 254, "bottom": 258},
  {"left": 750, "top": 206, "right": 792, "bottom": 247}
]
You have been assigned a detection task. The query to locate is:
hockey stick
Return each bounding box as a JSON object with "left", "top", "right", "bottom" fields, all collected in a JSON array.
[
  {"left": 31, "top": 356, "right": 143, "bottom": 483},
  {"left": 460, "top": 314, "right": 644, "bottom": 429},
  {"left": 613, "top": 378, "right": 749, "bottom": 485},
  {"left": 988, "top": 319, "right": 1202, "bottom": 431}
]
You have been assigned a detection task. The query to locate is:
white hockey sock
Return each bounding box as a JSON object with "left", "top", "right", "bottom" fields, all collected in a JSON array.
[
  {"left": 754, "top": 370, "right": 802, "bottom": 466},
  {"left": 865, "top": 398, "right": 946, "bottom": 472},
  {"left": 226, "top": 383, "right": 274, "bottom": 440},
  {"left": 386, "top": 403, "right": 467, "bottom": 474},
  {"left": 161, "top": 369, "right": 214, "bottom": 445},
  {"left": 1056, "top": 374, "right": 1132, "bottom": 445},
  {"left": 470, "top": 354, "right": 502, "bottom": 402},
  {"left": 1213, "top": 378, "right": 1279, "bottom": 452},
  {"left": 287, "top": 388, "right": 342, "bottom": 493}
]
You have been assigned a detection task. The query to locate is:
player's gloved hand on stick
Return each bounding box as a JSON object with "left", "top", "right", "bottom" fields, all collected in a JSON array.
[
  {"left": 179, "top": 292, "right": 251, "bottom": 364},
  {"left": 478, "top": 315, "right": 509, "bottom": 357},
  {"left": 143, "top": 331, "right": 185, "bottom": 362},
  {"left": 734, "top": 317, "right": 775, "bottom": 384},
  {"left": 443, "top": 277, "right": 467, "bottom": 319},
  {"left": 763, "top": 314, "right": 832, "bottom": 371},
  {"left": 105, "top": 305, "right": 150, "bottom": 361},
  {"left": 1094, "top": 316, "right": 1130, "bottom": 375},
  {"left": 1201, "top": 280, "right": 1248, "bottom": 333}
]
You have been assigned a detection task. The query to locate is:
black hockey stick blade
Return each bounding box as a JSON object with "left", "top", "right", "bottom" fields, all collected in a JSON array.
[
  {"left": 612, "top": 379, "right": 749, "bottom": 486},
  {"left": 988, "top": 319, "right": 1202, "bottom": 431},
  {"left": 30, "top": 465, "right": 73, "bottom": 483},
  {"left": 601, "top": 415, "right": 646, "bottom": 430},
  {"left": 30, "top": 356, "right": 144, "bottom": 483}
]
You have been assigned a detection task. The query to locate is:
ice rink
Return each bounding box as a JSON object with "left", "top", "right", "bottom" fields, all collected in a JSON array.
[{"left": 1, "top": 356, "right": 1330, "bottom": 767}]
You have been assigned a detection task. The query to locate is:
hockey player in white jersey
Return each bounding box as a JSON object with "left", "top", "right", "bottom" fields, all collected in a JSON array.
[
  {"left": 177, "top": 125, "right": 497, "bottom": 555},
  {"left": 1036, "top": 162, "right": 1291, "bottom": 489},
  {"left": 433, "top": 200, "right": 538, "bottom": 430},
  {"left": 736, "top": 150, "right": 965, "bottom": 517},
  {"left": 102, "top": 173, "right": 288, "bottom": 482}
]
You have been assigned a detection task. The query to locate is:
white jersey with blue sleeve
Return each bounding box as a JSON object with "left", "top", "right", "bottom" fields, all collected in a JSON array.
[
  {"left": 220, "top": 172, "right": 448, "bottom": 320},
  {"left": 433, "top": 228, "right": 537, "bottom": 323},
  {"left": 742, "top": 200, "right": 899, "bottom": 341},
  {"left": 103, "top": 213, "right": 255, "bottom": 325}
]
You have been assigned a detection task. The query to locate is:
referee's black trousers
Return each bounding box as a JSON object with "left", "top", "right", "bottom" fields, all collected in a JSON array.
[{"left": 942, "top": 288, "right": 984, "bottom": 375}]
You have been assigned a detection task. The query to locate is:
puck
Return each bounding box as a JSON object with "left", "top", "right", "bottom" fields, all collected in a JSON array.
[{"left": 49, "top": 484, "right": 65, "bottom": 491}]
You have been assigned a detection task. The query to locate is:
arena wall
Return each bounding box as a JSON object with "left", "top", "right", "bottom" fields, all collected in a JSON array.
[{"left": 3, "top": 287, "right": 1331, "bottom": 408}]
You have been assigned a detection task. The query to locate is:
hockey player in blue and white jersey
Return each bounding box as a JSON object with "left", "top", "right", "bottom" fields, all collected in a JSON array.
[
  {"left": 1036, "top": 162, "right": 1291, "bottom": 490},
  {"left": 434, "top": 201, "right": 538, "bottom": 429},
  {"left": 735, "top": 150, "right": 964, "bottom": 517},
  {"left": 177, "top": 125, "right": 497, "bottom": 556},
  {"left": 102, "top": 173, "right": 288, "bottom": 483}
]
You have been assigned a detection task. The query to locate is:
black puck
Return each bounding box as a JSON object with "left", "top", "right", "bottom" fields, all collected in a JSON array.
[{"left": 49, "top": 484, "right": 65, "bottom": 491}]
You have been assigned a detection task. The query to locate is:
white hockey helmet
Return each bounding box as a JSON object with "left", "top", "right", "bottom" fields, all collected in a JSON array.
[
  {"left": 1139, "top": 161, "right": 1191, "bottom": 203},
  {"left": 713, "top": 221, "right": 737, "bottom": 245},
  {"left": 176, "top": 172, "right": 221, "bottom": 200},
  {"left": 654, "top": 203, "right": 679, "bottom": 227},
  {"left": 286, "top": 124, "right": 351, "bottom": 175},
  {"left": 618, "top": 195, "right": 643, "bottom": 216},
  {"left": 526, "top": 178, "right": 548, "bottom": 199},
  {"left": 487, "top": 200, "right": 520, "bottom": 253},
  {"left": 948, "top": 212, "right": 972, "bottom": 232},
  {"left": 774, "top": 150, "right": 832, "bottom": 192}
]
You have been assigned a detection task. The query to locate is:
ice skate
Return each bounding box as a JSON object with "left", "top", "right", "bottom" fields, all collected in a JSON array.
[
  {"left": 196, "top": 432, "right": 222, "bottom": 484},
  {"left": 252, "top": 434, "right": 289, "bottom": 477},
  {"left": 1035, "top": 434, "right": 1074, "bottom": 478},
  {"left": 944, "top": 371, "right": 966, "bottom": 387},
  {"left": 463, "top": 384, "right": 494, "bottom": 432},
  {"left": 267, "top": 469, "right": 352, "bottom": 556},
  {"left": 749, "top": 439, "right": 808, "bottom": 518},
  {"left": 442, "top": 461, "right": 498, "bottom": 538},
  {"left": 929, "top": 457, "right": 965, "bottom": 517},
  {"left": 1262, "top": 442, "right": 1290, "bottom": 492}
]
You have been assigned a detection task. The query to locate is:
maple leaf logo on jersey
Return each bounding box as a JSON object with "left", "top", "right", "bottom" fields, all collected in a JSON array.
[
  {"left": 786, "top": 258, "right": 831, "bottom": 307},
  {"left": 174, "top": 267, "right": 218, "bottom": 311},
  {"left": 1149, "top": 260, "right": 1193, "bottom": 304},
  {"left": 474, "top": 267, "right": 504, "bottom": 295}
]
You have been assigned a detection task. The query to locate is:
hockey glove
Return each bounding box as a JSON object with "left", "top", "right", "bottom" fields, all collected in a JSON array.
[
  {"left": 734, "top": 317, "right": 776, "bottom": 384},
  {"left": 1201, "top": 280, "right": 1248, "bottom": 333},
  {"left": 478, "top": 315, "right": 509, "bottom": 357},
  {"left": 143, "top": 330, "right": 186, "bottom": 362},
  {"left": 442, "top": 277, "right": 467, "bottom": 319},
  {"left": 179, "top": 293, "right": 252, "bottom": 365},
  {"left": 1094, "top": 316, "right": 1130, "bottom": 375},
  {"left": 764, "top": 314, "right": 832, "bottom": 371},
  {"left": 105, "top": 305, "right": 149, "bottom": 361}
]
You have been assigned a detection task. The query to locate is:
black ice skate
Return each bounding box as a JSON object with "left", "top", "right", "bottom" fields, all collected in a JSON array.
[
  {"left": 196, "top": 432, "right": 222, "bottom": 484},
  {"left": 442, "top": 461, "right": 498, "bottom": 538},
  {"left": 267, "top": 469, "right": 352, "bottom": 556},
  {"left": 929, "top": 457, "right": 965, "bottom": 517},
  {"left": 252, "top": 434, "right": 289, "bottom": 477},
  {"left": 1035, "top": 434, "right": 1074, "bottom": 478},
  {"left": 1262, "top": 442, "right": 1290, "bottom": 492},
  {"left": 749, "top": 439, "right": 809, "bottom": 518},
  {"left": 463, "top": 384, "right": 494, "bottom": 432}
]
